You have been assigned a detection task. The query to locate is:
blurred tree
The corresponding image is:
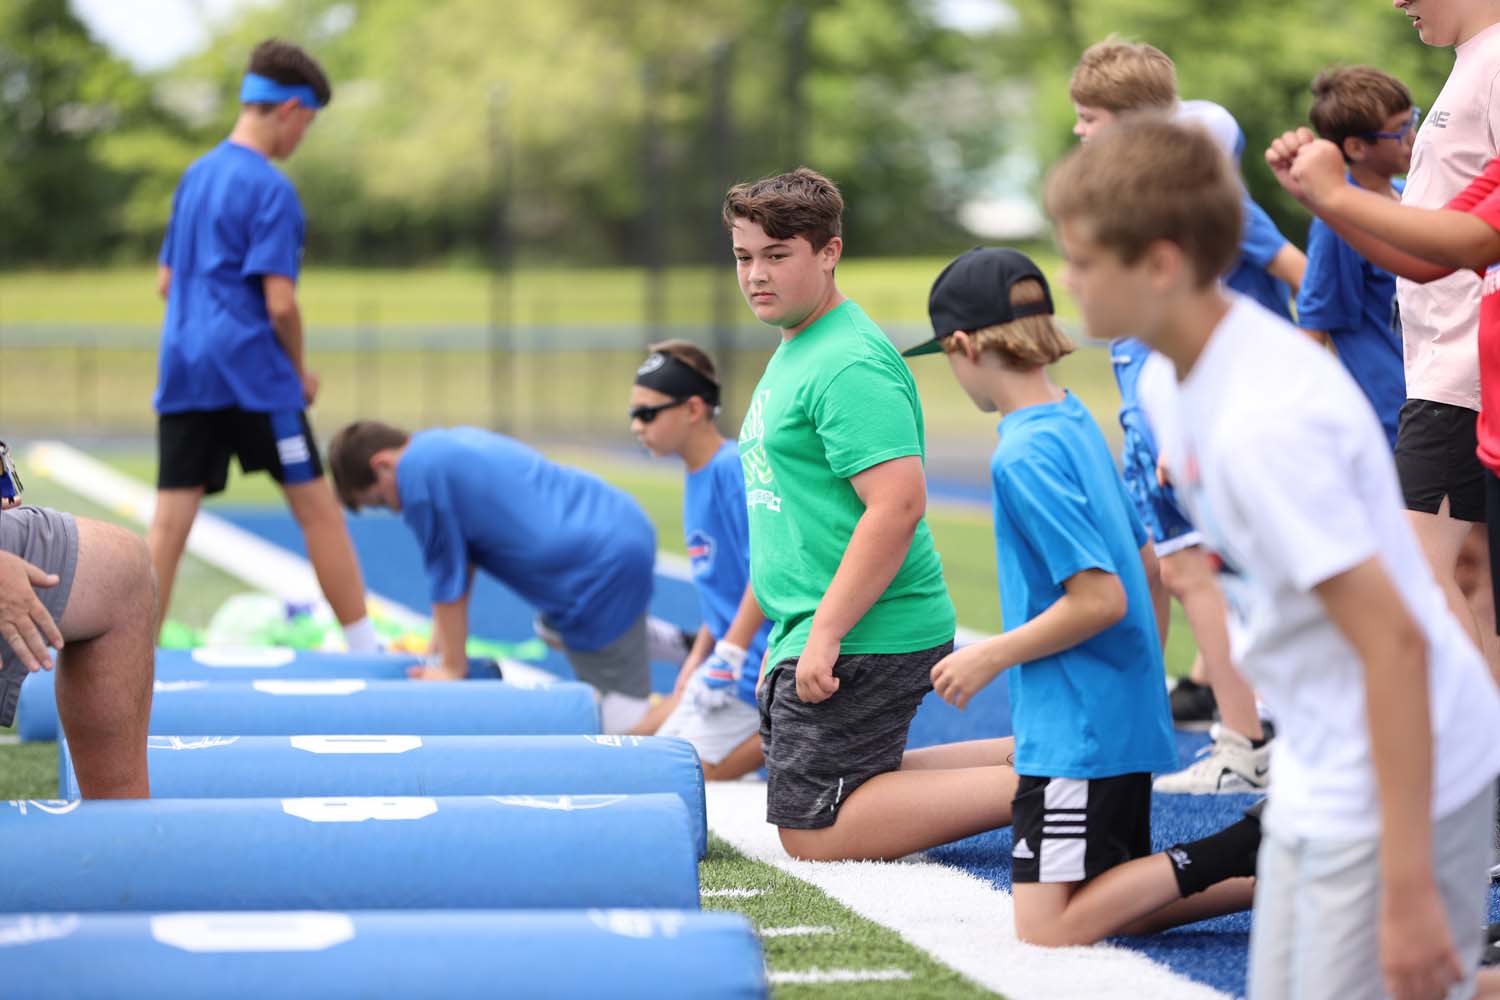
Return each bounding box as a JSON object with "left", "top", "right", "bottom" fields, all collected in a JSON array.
[{"left": 0, "top": 0, "right": 163, "bottom": 262}]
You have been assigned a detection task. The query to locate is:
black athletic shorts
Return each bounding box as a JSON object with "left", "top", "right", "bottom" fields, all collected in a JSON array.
[
  {"left": 758, "top": 640, "right": 951, "bottom": 830},
  {"left": 1486, "top": 471, "right": 1500, "bottom": 635},
  {"left": 1011, "top": 772, "right": 1153, "bottom": 884},
  {"left": 158, "top": 407, "right": 322, "bottom": 495},
  {"left": 1394, "top": 399, "right": 1486, "bottom": 522}
]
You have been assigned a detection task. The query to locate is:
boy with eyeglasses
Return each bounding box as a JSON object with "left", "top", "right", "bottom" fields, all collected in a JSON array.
[
  {"left": 1294, "top": 66, "right": 1416, "bottom": 450},
  {"left": 325, "top": 420, "right": 657, "bottom": 732}
]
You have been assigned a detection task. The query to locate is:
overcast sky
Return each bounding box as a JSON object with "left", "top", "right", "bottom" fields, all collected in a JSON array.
[{"left": 71, "top": 0, "right": 1011, "bottom": 71}]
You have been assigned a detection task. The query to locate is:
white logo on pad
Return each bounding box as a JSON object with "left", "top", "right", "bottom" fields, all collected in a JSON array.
[
  {"left": 281, "top": 797, "right": 438, "bottom": 823},
  {"left": 290, "top": 735, "right": 422, "bottom": 755},
  {"left": 5, "top": 800, "right": 82, "bottom": 817},
  {"left": 253, "top": 679, "right": 367, "bottom": 696},
  {"left": 0, "top": 915, "right": 81, "bottom": 948},
  {"left": 588, "top": 910, "right": 686, "bottom": 939},
  {"left": 190, "top": 648, "right": 297, "bottom": 668},
  {"left": 148, "top": 736, "right": 241, "bottom": 751},
  {"left": 585, "top": 735, "right": 642, "bottom": 748},
  {"left": 489, "top": 794, "right": 629, "bottom": 811},
  {"left": 151, "top": 912, "right": 355, "bottom": 953}
]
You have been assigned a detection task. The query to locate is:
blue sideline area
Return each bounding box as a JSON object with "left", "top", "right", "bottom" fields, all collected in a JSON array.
[{"left": 217, "top": 506, "right": 1500, "bottom": 1000}]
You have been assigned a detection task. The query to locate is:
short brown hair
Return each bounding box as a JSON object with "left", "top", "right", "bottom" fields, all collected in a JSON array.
[
  {"left": 1045, "top": 116, "right": 1242, "bottom": 287},
  {"left": 247, "top": 38, "right": 333, "bottom": 108},
  {"left": 1069, "top": 36, "right": 1177, "bottom": 113},
  {"left": 1308, "top": 66, "right": 1412, "bottom": 150},
  {"left": 646, "top": 339, "right": 718, "bottom": 382},
  {"left": 327, "top": 420, "right": 409, "bottom": 511},
  {"left": 942, "top": 279, "right": 1075, "bottom": 368},
  {"left": 722, "top": 167, "right": 843, "bottom": 251}
]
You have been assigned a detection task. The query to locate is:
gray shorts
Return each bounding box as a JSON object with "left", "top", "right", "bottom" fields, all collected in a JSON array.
[
  {"left": 0, "top": 506, "right": 78, "bottom": 727},
  {"left": 555, "top": 613, "right": 651, "bottom": 699},
  {"left": 1248, "top": 784, "right": 1495, "bottom": 1000},
  {"left": 758, "top": 640, "right": 951, "bottom": 830}
]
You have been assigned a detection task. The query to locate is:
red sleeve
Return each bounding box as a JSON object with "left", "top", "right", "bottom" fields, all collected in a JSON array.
[{"left": 1445, "top": 158, "right": 1500, "bottom": 276}]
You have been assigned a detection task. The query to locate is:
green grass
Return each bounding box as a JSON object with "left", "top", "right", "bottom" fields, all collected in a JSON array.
[
  {"left": 702, "top": 835, "right": 997, "bottom": 998},
  {"left": 0, "top": 256, "right": 1075, "bottom": 329}
]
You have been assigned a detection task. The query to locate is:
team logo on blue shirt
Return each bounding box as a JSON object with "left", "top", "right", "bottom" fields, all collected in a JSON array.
[{"left": 687, "top": 530, "right": 715, "bottom": 576}]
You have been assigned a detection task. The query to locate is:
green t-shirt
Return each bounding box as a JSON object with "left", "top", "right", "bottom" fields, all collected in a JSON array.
[{"left": 738, "top": 299, "right": 956, "bottom": 671}]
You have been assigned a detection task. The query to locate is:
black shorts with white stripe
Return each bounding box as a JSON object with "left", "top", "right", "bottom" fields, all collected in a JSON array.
[{"left": 1010, "top": 772, "right": 1152, "bottom": 884}]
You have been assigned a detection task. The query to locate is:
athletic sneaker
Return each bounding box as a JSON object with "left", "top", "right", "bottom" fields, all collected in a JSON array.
[
  {"left": 1484, "top": 923, "right": 1500, "bottom": 967},
  {"left": 1169, "top": 677, "right": 1217, "bottom": 727},
  {"left": 1153, "top": 724, "right": 1270, "bottom": 794},
  {"left": 645, "top": 615, "right": 694, "bottom": 666}
]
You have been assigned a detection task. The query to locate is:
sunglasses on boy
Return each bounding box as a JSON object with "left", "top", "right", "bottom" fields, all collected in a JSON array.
[
  {"left": 628, "top": 398, "right": 690, "bottom": 424},
  {"left": 1358, "top": 106, "right": 1421, "bottom": 142}
]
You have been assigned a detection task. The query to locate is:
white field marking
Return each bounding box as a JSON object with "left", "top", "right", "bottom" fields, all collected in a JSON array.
[
  {"left": 28, "top": 442, "right": 552, "bottom": 687},
  {"left": 758, "top": 925, "right": 835, "bottom": 938},
  {"left": 768, "top": 969, "right": 912, "bottom": 984},
  {"left": 706, "top": 782, "right": 1233, "bottom": 1000},
  {"left": 700, "top": 888, "right": 764, "bottom": 898},
  {"left": 653, "top": 552, "right": 990, "bottom": 648},
  {"left": 0, "top": 735, "right": 18, "bottom": 746}
]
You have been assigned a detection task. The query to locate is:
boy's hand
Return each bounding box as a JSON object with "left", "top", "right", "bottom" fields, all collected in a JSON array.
[
  {"left": 1265, "top": 127, "right": 1322, "bottom": 203},
  {"left": 301, "top": 369, "right": 321, "bottom": 405},
  {"left": 795, "top": 632, "right": 841, "bottom": 704},
  {"left": 0, "top": 550, "right": 63, "bottom": 672},
  {"left": 1156, "top": 453, "right": 1172, "bottom": 488},
  {"left": 407, "top": 659, "right": 465, "bottom": 681},
  {"left": 687, "top": 640, "right": 746, "bottom": 711},
  {"left": 931, "top": 641, "right": 1003, "bottom": 710},
  {"left": 1380, "top": 878, "right": 1463, "bottom": 1000},
  {"left": 1289, "top": 137, "right": 1348, "bottom": 207}
]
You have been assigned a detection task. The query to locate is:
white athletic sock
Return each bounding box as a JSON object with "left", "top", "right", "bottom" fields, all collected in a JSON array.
[{"left": 342, "top": 616, "right": 379, "bottom": 653}]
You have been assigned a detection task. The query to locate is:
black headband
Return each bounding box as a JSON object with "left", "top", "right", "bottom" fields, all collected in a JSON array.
[{"left": 634, "top": 352, "right": 720, "bottom": 407}]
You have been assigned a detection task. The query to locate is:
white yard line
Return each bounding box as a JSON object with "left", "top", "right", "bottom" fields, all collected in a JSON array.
[
  {"left": 706, "top": 782, "right": 1233, "bottom": 1000},
  {"left": 27, "top": 441, "right": 553, "bottom": 686},
  {"left": 758, "top": 925, "right": 835, "bottom": 938},
  {"left": 768, "top": 969, "right": 912, "bottom": 984},
  {"left": 701, "top": 888, "right": 765, "bottom": 899}
]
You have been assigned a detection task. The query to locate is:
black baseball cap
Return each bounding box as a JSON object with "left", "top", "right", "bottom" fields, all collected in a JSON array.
[{"left": 903, "top": 247, "right": 1055, "bottom": 357}]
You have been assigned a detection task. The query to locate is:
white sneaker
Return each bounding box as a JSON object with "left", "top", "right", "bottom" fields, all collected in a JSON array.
[{"left": 1154, "top": 724, "right": 1270, "bottom": 794}]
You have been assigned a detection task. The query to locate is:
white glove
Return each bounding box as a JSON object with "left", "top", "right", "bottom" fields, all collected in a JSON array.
[{"left": 686, "top": 640, "right": 746, "bottom": 712}]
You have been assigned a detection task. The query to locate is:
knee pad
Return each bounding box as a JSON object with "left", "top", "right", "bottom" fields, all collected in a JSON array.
[{"left": 1167, "top": 809, "right": 1262, "bottom": 898}]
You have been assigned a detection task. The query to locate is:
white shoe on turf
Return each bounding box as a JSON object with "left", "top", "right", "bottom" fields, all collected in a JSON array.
[{"left": 1154, "top": 724, "right": 1270, "bottom": 794}]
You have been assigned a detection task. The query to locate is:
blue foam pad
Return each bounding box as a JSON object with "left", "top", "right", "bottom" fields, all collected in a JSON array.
[
  {"left": 0, "top": 794, "right": 697, "bottom": 912},
  {"left": 60, "top": 734, "right": 708, "bottom": 857},
  {"left": 0, "top": 910, "right": 768, "bottom": 1000},
  {"left": 15, "top": 651, "right": 503, "bottom": 742},
  {"left": 142, "top": 678, "right": 599, "bottom": 737}
]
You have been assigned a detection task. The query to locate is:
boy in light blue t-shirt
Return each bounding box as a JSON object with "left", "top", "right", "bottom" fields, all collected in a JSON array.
[
  {"left": 326, "top": 421, "right": 657, "bottom": 733},
  {"left": 627, "top": 340, "right": 772, "bottom": 780},
  {"left": 904, "top": 247, "right": 1261, "bottom": 946}
]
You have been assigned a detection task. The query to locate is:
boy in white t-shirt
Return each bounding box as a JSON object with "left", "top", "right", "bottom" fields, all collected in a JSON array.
[{"left": 1047, "top": 115, "right": 1500, "bottom": 1000}]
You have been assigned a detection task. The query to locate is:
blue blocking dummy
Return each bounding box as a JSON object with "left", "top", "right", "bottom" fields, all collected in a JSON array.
[
  {"left": 15, "top": 650, "right": 503, "bottom": 742},
  {"left": 140, "top": 678, "right": 599, "bottom": 737},
  {"left": 60, "top": 734, "right": 708, "bottom": 857},
  {"left": 0, "top": 910, "right": 769, "bottom": 1000},
  {"left": 0, "top": 794, "right": 697, "bottom": 912}
]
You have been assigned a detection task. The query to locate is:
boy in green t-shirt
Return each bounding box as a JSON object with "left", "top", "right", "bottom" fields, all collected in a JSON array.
[{"left": 725, "top": 168, "right": 1015, "bottom": 861}]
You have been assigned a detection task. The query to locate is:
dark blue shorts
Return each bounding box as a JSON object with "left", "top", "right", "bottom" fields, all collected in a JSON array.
[{"left": 1120, "top": 424, "right": 1198, "bottom": 551}]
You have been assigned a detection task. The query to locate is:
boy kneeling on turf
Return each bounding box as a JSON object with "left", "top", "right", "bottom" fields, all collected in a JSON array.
[
  {"left": 1054, "top": 116, "right": 1500, "bottom": 997},
  {"left": 916, "top": 247, "right": 1260, "bottom": 946},
  {"left": 628, "top": 339, "right": 772, "bottom": 780},
  {"left": 328, "top": 421, "right": 657, "bottom": 732}
]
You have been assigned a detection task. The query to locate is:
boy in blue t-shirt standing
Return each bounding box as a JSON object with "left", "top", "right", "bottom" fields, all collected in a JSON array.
[
  {"left": 1295, "top": 65, "right": 1414, "bottom": 449},
  {"left": 913, "top": 247, "right": 1259, "bottom": 945},
  {"left": 149, "top": 39, "right": 377, "bottom": 652},
  {"left": 628, "top": 340, "right": 771, "bottom": 779},
  {"left": 327, "top": 421, "right": 657, "bottom": 733}
]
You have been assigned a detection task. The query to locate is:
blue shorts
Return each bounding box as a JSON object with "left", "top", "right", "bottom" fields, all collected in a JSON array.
[{"left": 1120, "top": 423, "right": 1199, "bottom": 554}]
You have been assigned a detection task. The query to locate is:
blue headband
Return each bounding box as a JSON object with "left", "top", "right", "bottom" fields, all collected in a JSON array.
[{"left": 240, "top": 72, "right": 322, "bottom": 109}]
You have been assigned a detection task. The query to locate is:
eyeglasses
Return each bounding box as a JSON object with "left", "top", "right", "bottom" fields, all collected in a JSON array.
[
  {"left": 628, "top": 398, "right": 689, "bottom": 424},
  {"left": 1359, "top": 106, "right": 1421, "bottom": 142}
]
